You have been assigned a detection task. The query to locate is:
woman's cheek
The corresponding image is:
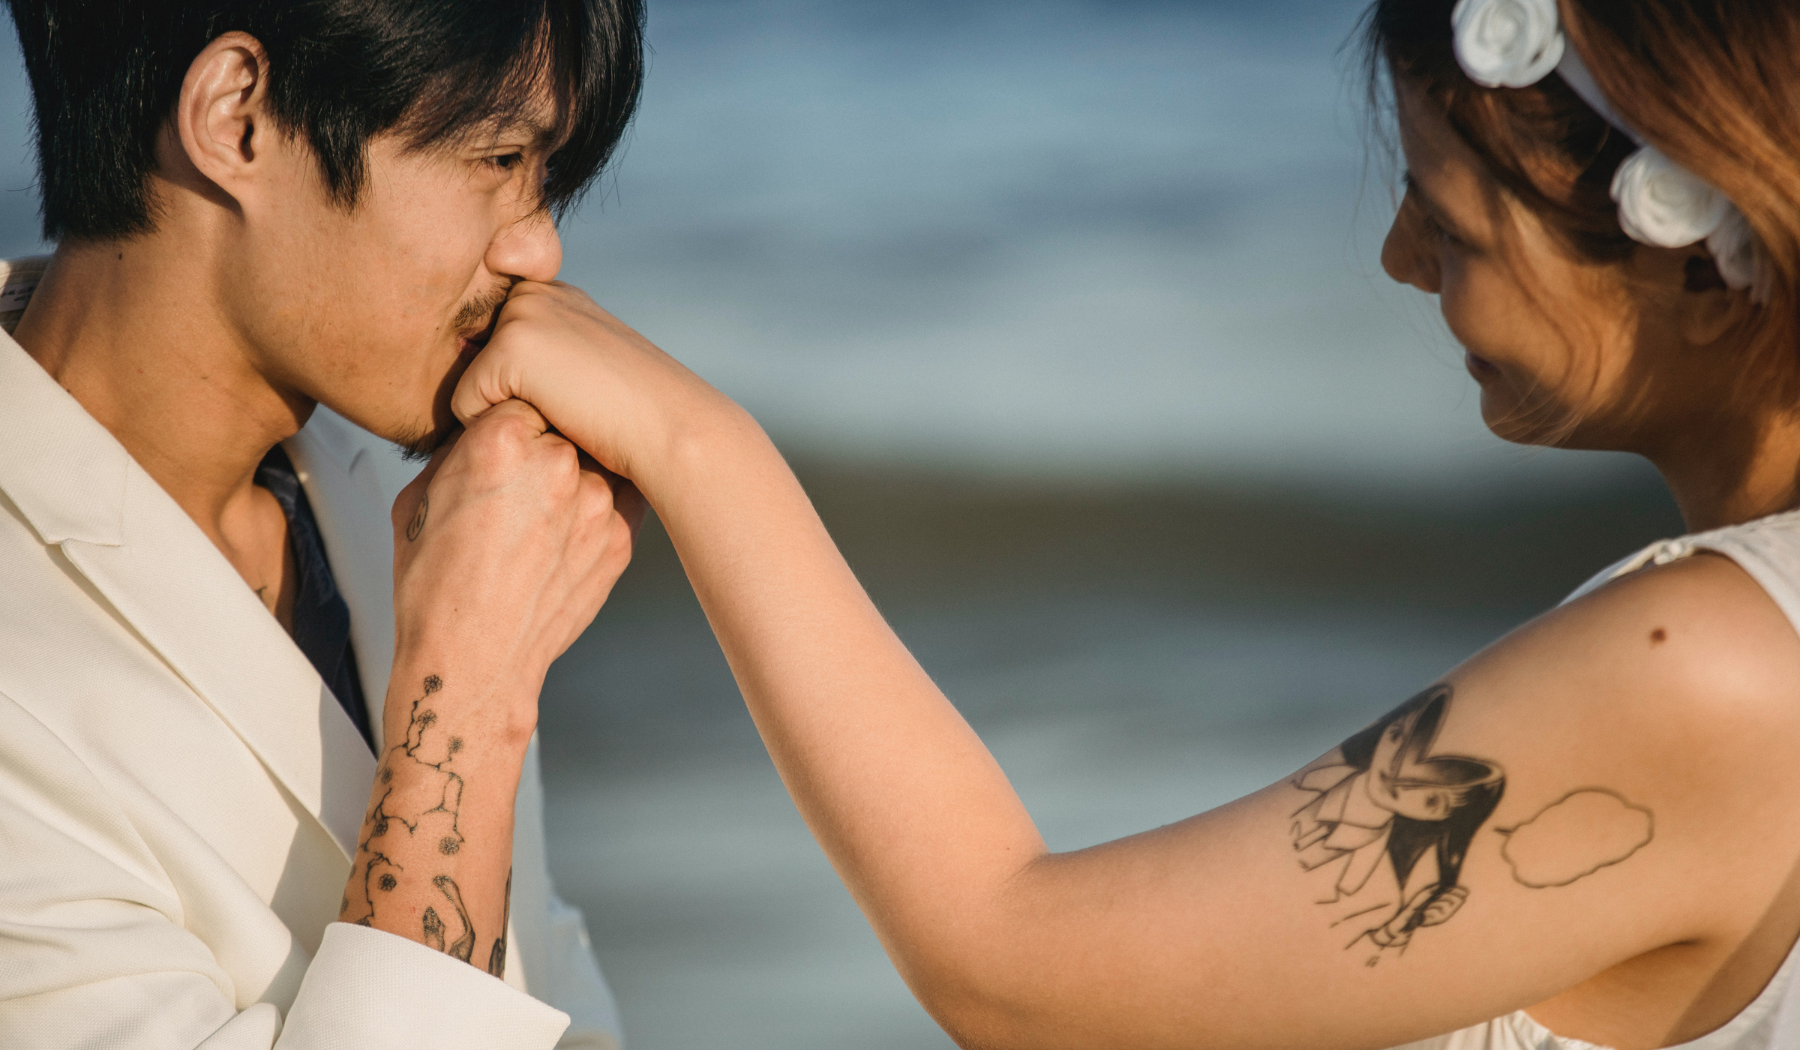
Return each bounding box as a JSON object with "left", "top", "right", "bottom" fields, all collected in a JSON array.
[{"left": 1436, "top": 270, "right": 1491, "bottom": 361}]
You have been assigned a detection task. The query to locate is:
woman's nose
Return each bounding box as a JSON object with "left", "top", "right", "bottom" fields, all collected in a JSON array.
[{"left": 1381, "top": 201, "right": 1440, "bottom": 294}]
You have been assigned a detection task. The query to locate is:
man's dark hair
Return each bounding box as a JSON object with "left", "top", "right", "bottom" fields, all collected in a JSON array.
[{"left": 4, "top": 0, "right": 646, "bottom": 241}]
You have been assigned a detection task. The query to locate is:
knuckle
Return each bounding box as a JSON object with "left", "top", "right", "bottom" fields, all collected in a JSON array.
[
  {"left": 488, "top": 413, "right": 538, "bottom": 444},
  {"left": 544, "top": 437, "right": 580, "bottom": 478},
  {"left": 579, "top": 478, "right": 615, "bottom": 516}
]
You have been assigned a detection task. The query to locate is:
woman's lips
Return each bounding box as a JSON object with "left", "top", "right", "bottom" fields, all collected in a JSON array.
[{"left": 1463, "top": 350, "right": 1501, "bottom": 380}]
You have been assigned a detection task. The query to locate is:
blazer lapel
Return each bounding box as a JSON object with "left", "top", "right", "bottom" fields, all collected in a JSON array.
[{"left": 0, "top": 335, "right": 374, "bottom": 863}]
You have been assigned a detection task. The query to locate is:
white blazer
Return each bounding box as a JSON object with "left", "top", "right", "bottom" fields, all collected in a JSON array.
[{"left": 0, "top": 257, "right": 622, "bottom": 1049}]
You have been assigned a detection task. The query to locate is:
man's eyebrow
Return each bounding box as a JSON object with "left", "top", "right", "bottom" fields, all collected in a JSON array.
[
  {"left": 456, "top": 112, "right": 560, "bottom": 155},
  {"left": 494, "top": 115, "right": 563, "bottom": 152}
]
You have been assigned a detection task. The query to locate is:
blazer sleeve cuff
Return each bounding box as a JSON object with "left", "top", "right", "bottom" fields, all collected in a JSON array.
[{"left": 275, "top": 922, "right": 571, "bottom": 1049}]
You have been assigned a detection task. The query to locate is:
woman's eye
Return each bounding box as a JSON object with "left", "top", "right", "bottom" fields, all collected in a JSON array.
[{"left": 1422, "top": 212, "right": 1462, "bottom": 249}]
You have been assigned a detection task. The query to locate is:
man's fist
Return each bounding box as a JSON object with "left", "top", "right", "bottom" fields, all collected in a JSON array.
[{"left": 389, "top": 398, "right": 642, "bottom": 741}]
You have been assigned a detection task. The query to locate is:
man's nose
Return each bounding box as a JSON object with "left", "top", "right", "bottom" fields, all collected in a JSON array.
[{"left": 487, "top": 207, "right": 563, "bottom": 286}]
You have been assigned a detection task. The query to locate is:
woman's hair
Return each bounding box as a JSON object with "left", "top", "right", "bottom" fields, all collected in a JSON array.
[{"left": 1361, "top": 0, "right": 1800, "bottom": 390}]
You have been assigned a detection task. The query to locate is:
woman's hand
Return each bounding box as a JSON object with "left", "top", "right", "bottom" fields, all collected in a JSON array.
[{"left": 449, "top": 282, "right": 749, "bottom": 494}]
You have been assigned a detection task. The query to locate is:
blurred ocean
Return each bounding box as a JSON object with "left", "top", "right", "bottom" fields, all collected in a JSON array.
[{"left": 0, "top": 2, "right": 1685, "bottom": 1048}]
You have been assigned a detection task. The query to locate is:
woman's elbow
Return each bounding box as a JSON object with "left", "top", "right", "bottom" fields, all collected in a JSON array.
[{"left": 905, "top": 958, "right": 1073, "bottom": 1050}]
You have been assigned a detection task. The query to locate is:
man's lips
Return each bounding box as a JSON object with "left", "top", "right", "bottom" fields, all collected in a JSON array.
[{"left": 1463, "top": 350, "right": 1501, "bottom": 380}]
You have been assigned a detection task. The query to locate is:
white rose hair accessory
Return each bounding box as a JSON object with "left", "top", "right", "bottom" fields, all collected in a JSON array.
[
  {"left": 1448, "top": 0, "right": 1767, "bottom": 298},
  {"left": 1609, "top": 147, "right": 1732, "bottom": 249},
  {"left": 1450, "top": 0, "right": 1563, "bottom": 88}
]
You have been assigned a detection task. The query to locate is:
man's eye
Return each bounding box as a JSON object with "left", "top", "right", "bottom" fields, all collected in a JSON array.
[{"left": 486, "top": 153, "right": 525, "bottom": 172}]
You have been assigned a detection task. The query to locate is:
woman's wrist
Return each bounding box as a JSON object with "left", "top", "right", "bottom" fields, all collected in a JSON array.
[{"left": 633, "top": 395, "right": 782, "bottom": 509}]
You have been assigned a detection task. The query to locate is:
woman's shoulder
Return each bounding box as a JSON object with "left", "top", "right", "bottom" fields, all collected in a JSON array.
[
  {"left": 1679, "top": 509, "right": 1800, "bottom": 636},
  {"left": 1533, "top": 536, "right": 1800, "bottom": 715},
  {"left": 1448, "top": 526, "right": 1800, "bottom": 810},
  {"left": 1417, "top": 547, "right": 1800, "bottom": 1050},
  {"left": 1554, "top": 507, "right": 1800, "bottom": 691}
]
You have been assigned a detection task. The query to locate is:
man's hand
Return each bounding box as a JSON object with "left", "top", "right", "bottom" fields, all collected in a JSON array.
[
  {"left": 449, "top": 282, "right": 749, "bottom": 496},
  {"left": 339, "top": 398, "right": 641, "bottom": 973},
  {"left": 390, "top": 397, "right": 641, "bottom": 717}
]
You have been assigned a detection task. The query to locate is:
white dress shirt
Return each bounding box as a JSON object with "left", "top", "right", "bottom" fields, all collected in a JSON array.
[{"left": 0, "top": 256, "right": 623, "bottom": 1049}]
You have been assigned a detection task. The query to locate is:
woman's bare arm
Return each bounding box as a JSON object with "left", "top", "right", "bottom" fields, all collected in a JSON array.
[{"left": 453, "top": 283, "right": 1800, "bottom": 1050}]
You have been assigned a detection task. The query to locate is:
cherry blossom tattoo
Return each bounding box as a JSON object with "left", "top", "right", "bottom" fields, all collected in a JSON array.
[{"left": 340, "top": 675, "right": 479, "bottom": 962}]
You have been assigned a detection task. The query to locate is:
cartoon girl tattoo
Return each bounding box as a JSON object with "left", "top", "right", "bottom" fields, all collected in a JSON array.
[{"left": 1290, "top": 684, "right": 1504, "bottom": 955}]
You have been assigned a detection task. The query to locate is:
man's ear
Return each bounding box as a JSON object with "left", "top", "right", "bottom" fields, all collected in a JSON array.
[
  {"left": 172, "top": 32, "right": 274, "bottom": 206},
  {"left": 1679, "top": 253, "right": 1754, "bottom": 349}
]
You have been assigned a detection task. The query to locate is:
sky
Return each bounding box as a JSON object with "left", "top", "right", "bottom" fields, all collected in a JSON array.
[{"left": 0, "top": 0, "right": 1650, "bottom": 494}]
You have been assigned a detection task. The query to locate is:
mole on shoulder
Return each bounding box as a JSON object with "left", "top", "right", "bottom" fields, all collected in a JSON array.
[{"left": 1650, "top": 628, "right": 1668, "bottom": 645}]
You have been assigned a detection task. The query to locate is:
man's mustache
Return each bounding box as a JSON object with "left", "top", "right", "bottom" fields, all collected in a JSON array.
[
  {"left": 452, "top": 284, "right": 512, "bottom": 342},
  {"left": 393, "top": 285, "right": 516, "bottom": 463}
]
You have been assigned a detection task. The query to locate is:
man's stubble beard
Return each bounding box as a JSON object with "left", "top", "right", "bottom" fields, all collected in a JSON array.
[{"left": 392, "top": 284, "right": 513, "bottom": 462}]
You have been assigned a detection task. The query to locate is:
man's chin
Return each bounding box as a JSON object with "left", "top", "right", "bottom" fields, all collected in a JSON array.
[
  {"left": 388, "top": 339, "right": 487, "bottom": 462},
  {"left": 386, "top": 412, "right": 463, "bottom": 462}
]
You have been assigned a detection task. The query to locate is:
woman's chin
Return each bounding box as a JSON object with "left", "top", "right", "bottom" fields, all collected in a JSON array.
[
  {"left": 1479, "top": 395, "right": 1571, "bottom": 447},
  {"left": 1467, "top": 356, "right": 1565, "bottom": 445}
]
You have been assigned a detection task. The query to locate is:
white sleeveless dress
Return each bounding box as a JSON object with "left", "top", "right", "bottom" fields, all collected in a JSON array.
[{"left": 1390, "top": 509, "right": 1800, "bottom": 1050}]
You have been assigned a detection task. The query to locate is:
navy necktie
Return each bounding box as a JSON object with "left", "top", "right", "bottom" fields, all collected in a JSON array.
[{"left": 254, "top": 446, "right": 376, "bottom": 753}]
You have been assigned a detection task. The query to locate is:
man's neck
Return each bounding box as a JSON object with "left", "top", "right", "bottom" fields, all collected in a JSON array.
[{"left": 13, "top": 237, "right": 314, "bottom": 544}]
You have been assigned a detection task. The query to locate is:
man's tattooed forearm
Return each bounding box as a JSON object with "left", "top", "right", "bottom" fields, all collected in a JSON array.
[
  {"left": 406, "top": 494, "right": 429, "bottom": 542},
  {"left": 341, "top": 675, "right": 489, "bottom": 967},
  {"left": 1287, "top": 683, "right": 1654, "bottom": 966}
]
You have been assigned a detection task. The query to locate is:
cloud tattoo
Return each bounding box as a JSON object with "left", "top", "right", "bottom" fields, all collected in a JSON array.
[{"left": 1497, "top": 789, "right": 1654, "bottom": 889}]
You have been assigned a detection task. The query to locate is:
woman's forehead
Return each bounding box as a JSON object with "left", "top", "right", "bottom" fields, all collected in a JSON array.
[{"left": 1396, "top": 88, "right": 1479, "bottom": 195}]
